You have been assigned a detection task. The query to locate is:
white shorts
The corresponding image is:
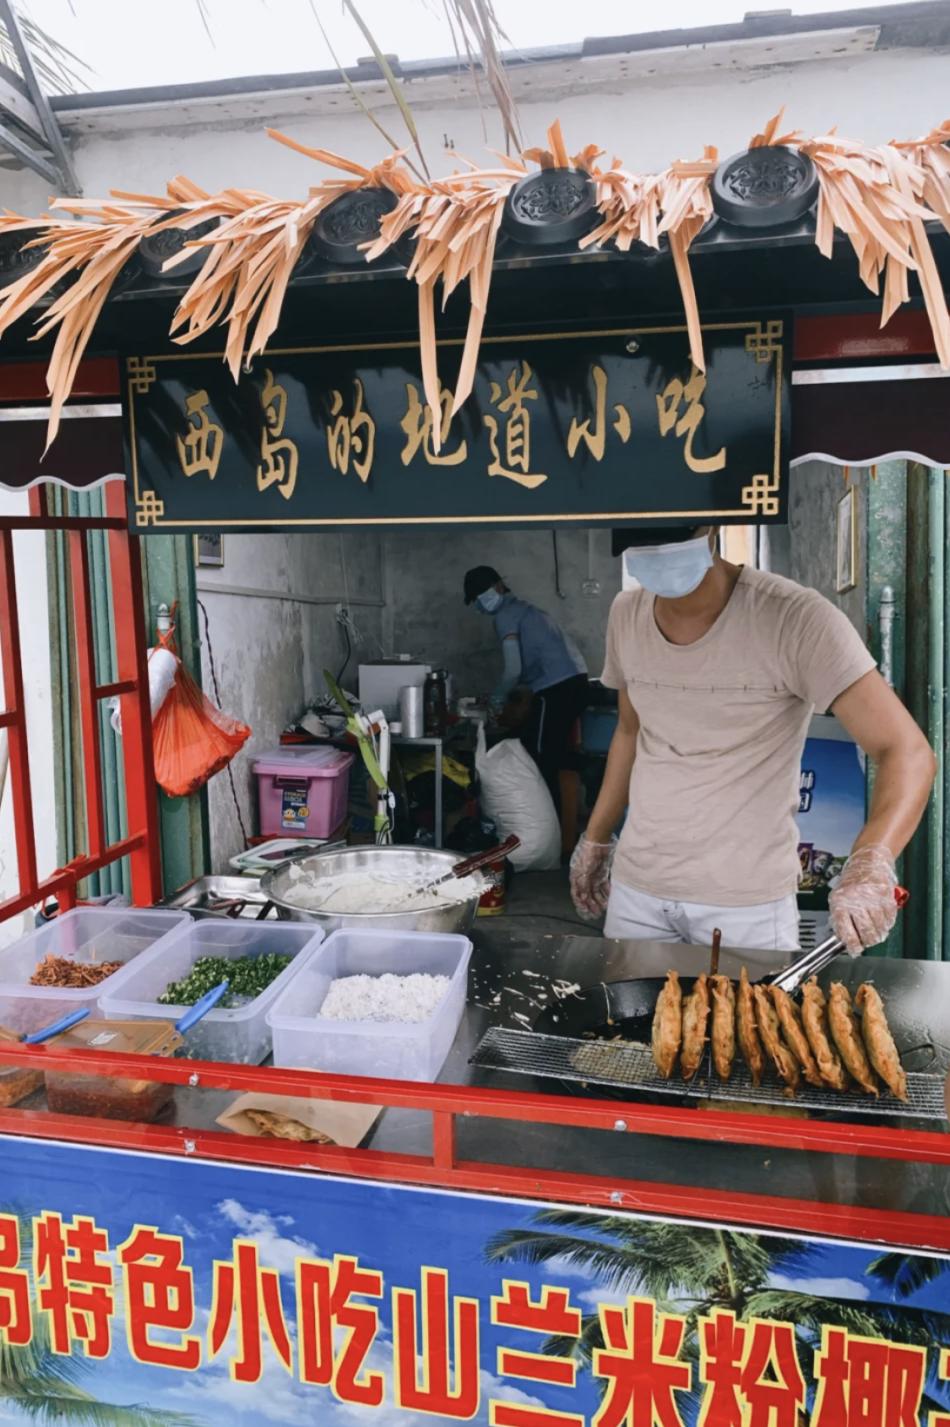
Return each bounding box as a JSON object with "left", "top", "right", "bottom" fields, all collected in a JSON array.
[{"left": 604, "top": 880, "right": 800, "bottom": 956}]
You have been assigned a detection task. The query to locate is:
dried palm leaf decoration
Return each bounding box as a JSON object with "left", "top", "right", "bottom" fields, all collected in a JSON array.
[
  {"left": 0, "top": 113, "right": 948, "bottom": 451},
  {"left": 168, "top": 136, "right": 415, "bottom": 379}
]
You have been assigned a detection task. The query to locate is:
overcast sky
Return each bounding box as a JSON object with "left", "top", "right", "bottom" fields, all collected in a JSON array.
[{"left": 20, "top": 0, "right": 891, "bottom": 91}]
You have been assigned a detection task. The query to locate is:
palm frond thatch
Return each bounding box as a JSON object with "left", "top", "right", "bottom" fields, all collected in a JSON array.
[
  {"left": 581, "top": 146, "right": 717, "bottom": 374},
  {"left": 896, "top": 121, "right": 950, "bottom": 234},
  {"left": 363, "top": 149, "right": 525, "bottom": 445},
  {"left": 751, "top": 111, "right": 950, "bottom": 367},
  {"left": 168, "top": 138, "right": 416, "bottom": 378},
  {"left": 0, "top": 195, "right": 182, "bottom": 449},
  {"left": 2, "top": 113, "right": 950, "bottom": 453},
  {"left": 447, "top": 0, "right": 522, "bottom": 155}
]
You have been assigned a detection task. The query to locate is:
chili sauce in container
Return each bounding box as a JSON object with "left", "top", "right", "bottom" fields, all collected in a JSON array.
[
  {"left": 0, "top": 1026, "right": 43, "bottom": 1108},
  {"left": 43, "top": 1019, "right": 183, "bottom": 1122}
]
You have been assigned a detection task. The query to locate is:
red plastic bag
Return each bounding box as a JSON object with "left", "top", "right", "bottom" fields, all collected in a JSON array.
[{"left": 150, "top": 630, "right": 250, "bottom": 799}]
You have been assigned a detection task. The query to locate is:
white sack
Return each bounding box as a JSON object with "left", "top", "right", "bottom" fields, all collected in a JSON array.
[{"left": 475, "top": 724, "right": 560, "bottom": 872}]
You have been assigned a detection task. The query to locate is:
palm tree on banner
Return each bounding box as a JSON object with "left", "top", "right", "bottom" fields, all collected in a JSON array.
[
  {"left": 866, "top": 1248, "right": 950, "bottom": 1298},
  {"left": 1, "top": 1217, "right": 201, "bottom": 1427},
  {"left": 486, "top": 1212, "right": 950, "bottom": 1424}
]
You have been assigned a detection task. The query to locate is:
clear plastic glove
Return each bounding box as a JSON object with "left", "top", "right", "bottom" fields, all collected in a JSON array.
[
  {"left": 570, "top": 834, "right": 616, "bottom": 921},
  {"left": 829, "top": 844, "right": 898, "bottom": 955}
]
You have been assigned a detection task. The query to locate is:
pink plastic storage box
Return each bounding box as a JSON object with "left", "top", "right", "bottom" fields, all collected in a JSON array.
[{"left": 252, "top": 746, "right": 354, "bottom": 839}]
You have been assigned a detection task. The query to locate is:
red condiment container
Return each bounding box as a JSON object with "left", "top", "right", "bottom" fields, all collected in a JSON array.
[{"left": 477, "top": 860, "right": 506, "bottom": 917}]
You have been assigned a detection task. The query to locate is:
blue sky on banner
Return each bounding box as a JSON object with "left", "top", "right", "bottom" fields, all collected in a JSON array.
[{"left": 1, "top": 1137, "right": 949, "bottom": 1426}]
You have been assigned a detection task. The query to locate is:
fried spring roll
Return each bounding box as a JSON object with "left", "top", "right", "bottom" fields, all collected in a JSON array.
[
  {"left": 771, "top": 986, "right": 824, "bottom": 1089},
  {"left": 737, "top": 967, "right": 765, "bottom": 1087},
  {"left": 711, "top": 974, "right": 736, "bottom": 1082},
  {"left": 801, "top": 978, "right": 849, "bottom": 1093},
  {"left": 753, "top": 985, "right": 800, "bottom": 1096},
  {"left": 855, "top": 983, "right": 908, "bottom": 1102},
  {"left": 680, "top": 974, "right": 710, "bottom": 1083},
  {"left": 828, "top": 983, "right": 879, "bottom": 1096},
  {"left": 651, "top": 971, "right": 683, "bottom": 1080}
]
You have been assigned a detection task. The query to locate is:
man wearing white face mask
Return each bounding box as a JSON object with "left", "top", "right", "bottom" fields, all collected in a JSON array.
[
  {"left": 570, "top": 525, "right": 935, "bottom": 961},
  {"left": 464, "top": 565, "right": 588, "bottom": 808}
]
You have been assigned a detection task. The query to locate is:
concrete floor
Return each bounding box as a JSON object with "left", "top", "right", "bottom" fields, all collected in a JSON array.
[{"left": 484, "top": 866, "right": 602, "bottom": 940}]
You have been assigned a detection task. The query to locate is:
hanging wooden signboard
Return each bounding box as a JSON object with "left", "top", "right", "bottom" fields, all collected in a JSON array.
[{"left": 124, "top": 318, "right": 789, "bottom": 532}]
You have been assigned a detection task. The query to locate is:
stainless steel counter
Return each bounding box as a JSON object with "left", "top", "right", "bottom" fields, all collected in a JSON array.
[{"left": 365, "top": 926, "right": 950, "bottom": 1220}]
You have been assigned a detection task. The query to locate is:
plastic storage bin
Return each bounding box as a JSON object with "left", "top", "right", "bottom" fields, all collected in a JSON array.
[
  {"left": 253, "top": 746, "right": 354, "bottom": 839},
  {"left": 100, "top": 919, "right": 325, "bottom": 1064},
  {"left": 0, "top": 908, "right": 190, "bottom": 1039},
  {"left": 43, "top": 1019, "right": 181, "bottom": 1123},
  {"left": 267, "top": 929, "right": 473, "bottom": 1082}
]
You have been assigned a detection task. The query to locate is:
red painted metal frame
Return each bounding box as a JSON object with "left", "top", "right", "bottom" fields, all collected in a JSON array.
[
  {"left": 0, "top": 479, "right": 161, "bottom": 919},
  {"left": 1, "top": 1040, "right": 948, "bottom": 1252}
]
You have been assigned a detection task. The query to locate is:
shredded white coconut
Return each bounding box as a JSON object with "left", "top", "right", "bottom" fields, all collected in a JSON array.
[
  {"left": 318, "top": 972, "right": 450, "bottom": 1023},
  {"left": 282, "top": 870, "right": 484, "bottom": 915}
]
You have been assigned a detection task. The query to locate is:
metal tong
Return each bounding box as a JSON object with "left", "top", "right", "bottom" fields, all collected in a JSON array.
[
  {"left": 768, "top": 885, "right": 909, "bottom": 996},
  {"left": 768, "top": 932, "right": 851, "bottom": 996}
]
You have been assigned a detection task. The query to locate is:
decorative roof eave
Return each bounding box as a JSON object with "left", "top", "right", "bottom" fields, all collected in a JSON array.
[{"left": 1, "top": 113, "right": 948, "bottom": 451}]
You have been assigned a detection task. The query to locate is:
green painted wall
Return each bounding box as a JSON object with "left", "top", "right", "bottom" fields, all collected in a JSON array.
[
  {"left": 868, "top": 462, "right": 948, "bottom": 960},
  {"left": 141, "top": 534, "right": 211, "bottom": 896},
  {"left": 866, "top": 463, "right": 909, "bottom": 958}
]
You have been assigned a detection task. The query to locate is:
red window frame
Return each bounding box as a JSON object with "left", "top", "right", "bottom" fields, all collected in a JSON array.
[{"left": 0, "top": 358, "right": 161, "bottom": 918}]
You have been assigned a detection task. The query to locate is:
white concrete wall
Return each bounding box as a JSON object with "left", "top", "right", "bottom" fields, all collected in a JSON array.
[
  {"left": 196, "top": 529, "right": 383, "bottom": 866},
  {"left": 1, "top": 43, "right": 947, "bottom": 216},
  {"left": 0, "top": 495, "right": 58, "bottom": 946},
  {"left": 788, "top": 462, "right": 869, "bottom": 638}
]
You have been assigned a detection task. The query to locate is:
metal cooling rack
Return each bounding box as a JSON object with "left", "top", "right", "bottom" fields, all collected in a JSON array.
[{"left": 471, "top": 1027, "right": 947, "bottom": 1121}]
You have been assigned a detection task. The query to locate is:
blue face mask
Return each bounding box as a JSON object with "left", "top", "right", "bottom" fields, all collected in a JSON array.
[
  {"left": 476, "top": 588, "right": 503, "bottom": 614},
  {"left": 623, "top": 534, "right": 714, "bottom": 599}
]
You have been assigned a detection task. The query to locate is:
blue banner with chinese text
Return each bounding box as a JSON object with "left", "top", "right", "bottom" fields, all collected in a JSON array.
[{"left": 0, "top": 1135, "right": 948, "bottom": 1425}]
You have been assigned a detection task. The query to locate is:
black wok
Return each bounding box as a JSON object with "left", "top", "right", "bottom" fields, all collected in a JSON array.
[{"left": 533, "top": 976, "right": 697, "bottom": 1045}]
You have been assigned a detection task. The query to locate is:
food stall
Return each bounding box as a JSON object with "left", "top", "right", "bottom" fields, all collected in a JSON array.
[{"left": 0, "top": 117, "right": 949, "bottom": 1425}]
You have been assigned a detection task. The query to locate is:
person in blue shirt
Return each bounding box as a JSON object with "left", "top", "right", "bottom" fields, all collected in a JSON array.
[{"left": 464, "top": 565, "right": 588, "bottom": 809}]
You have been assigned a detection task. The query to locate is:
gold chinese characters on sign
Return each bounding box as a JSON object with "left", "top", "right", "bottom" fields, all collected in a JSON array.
[
  {"left": 400, "top": 382, "right": 468, "bottom": 466},
  {"left": 656, "top": 364, "right": 726, "bottom": 475},
  {"left": 484, "top": 361, "right": 547, "bottom": 489},
  {"left": 176, "top": 391, "right": 223, "bottom": 481},
  {"left": 327, "top": 379, "right": 376, "bottom": 484},
  {"left": 257, "top": 370, "right": 299, "bottom": 501},
  {"left": 172, "top": 357, "right": 734, "bottom": 496},
  {"left": 567, "top": 364, "right": 631, "bottom": 462}
]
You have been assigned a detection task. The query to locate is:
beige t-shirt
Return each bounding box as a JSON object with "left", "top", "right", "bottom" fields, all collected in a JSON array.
[{"left": 601, "top": 567, "right": 876, "bottom": 906}]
